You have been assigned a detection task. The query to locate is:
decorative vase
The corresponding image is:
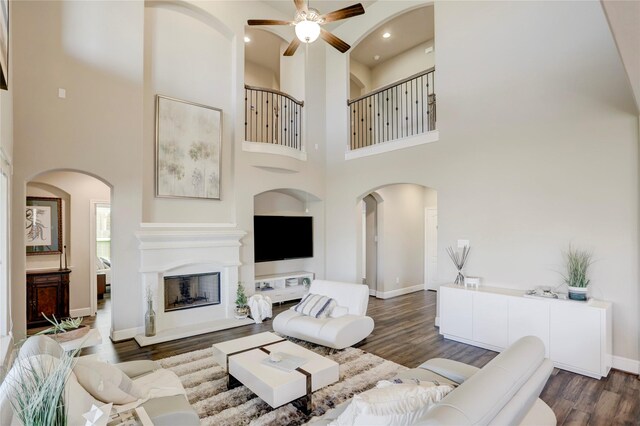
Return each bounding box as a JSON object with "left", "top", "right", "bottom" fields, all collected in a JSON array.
[
  {"left": 235, "top": 305, "right": 249, "bottom": 319},
  {"left": 145, "top": 300, "right": 156, "bottom": 337},
  {"left": 568, "top": 286, "right": 588, "bottom": 301}
]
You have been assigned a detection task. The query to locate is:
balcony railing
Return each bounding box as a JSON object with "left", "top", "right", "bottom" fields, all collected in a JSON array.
[
  {"left": 347, "top": 68, "right": 435, "bottom": 150},
  {"left": 245, "top": 85, "right": 304, "bottom": 151}
]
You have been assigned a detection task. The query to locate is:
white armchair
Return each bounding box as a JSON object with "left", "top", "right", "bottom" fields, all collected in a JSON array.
[{"left": 272, "top": 280, "right": 374, "bottom": 349}]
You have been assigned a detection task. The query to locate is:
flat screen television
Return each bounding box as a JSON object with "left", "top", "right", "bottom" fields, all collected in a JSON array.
[{"left": 254, "top": 215, "right": 313, "bottom": 263}]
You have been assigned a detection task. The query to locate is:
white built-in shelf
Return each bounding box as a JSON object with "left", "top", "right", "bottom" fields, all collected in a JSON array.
[{"left": 254, "top": 271, "right": 314, "bottom": 303}]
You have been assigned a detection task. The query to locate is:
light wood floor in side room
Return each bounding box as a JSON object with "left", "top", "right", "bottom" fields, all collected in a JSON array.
[{"left": 78, "top": 290, "right": 638, "bottom": 425}]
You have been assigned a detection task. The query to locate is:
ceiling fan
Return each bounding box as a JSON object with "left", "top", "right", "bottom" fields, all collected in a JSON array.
[{"left": 248, "top": 0, "right": 365, "bottom": 56}]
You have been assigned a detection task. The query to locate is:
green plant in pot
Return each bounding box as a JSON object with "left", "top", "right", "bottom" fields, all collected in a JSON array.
[
  {"left": 562, "top": 246, "right": 593, "bottom": 301},
  {"left": 235, "top": 282, "right": 249, "bottom": 319}
]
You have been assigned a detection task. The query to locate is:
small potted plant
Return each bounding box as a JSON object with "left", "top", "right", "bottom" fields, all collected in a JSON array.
[
  {"left": 235, "top": 282, "right": 249, "bottom": 319},
  {"left": 35, "top": 314, "right": 88, "bottom": 342},
  {"left": 562, "top": 246, "right": 593, "bottom": 301}
]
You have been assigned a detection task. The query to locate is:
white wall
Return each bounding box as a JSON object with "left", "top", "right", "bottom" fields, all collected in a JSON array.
[
  {"left": 143, "top": 4, "right": 235, "bottom": 224},
  {"left": 245, "top": 60, "right": 279, "bottom": 90},
  {"left": 280, "top": 44, "right": 305, "bottom": 102},
  {"left": 425, "top": 187, "right": 437, "bottom": 208},
  {"left": 325, "top": 0, "right": 639, "bottom": 363},
  {"left": 349, "top": 58, "right": 372, "bottom": 97},
  {"left": 371, "top": 39, "right": 434, "bottom": 90},
  {"left": 11, "top": 0, "right": 144, "bottom": 339},
  {"left": 27, "top": 172, "right": 110, "bottom": 316}
]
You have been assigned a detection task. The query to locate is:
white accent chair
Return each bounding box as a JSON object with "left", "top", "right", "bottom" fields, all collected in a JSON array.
[{"left": 272, "top": 280, "right": 374, "bottom": 349}]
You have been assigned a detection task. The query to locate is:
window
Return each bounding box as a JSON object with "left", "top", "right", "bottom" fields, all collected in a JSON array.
[{"left": 96, "top": 203, "right": 111, "bottom": 262}]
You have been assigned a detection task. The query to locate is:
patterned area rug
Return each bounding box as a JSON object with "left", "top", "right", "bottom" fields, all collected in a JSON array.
[{"left": 158, "top": 340, "right": 407, "bottom": 425}]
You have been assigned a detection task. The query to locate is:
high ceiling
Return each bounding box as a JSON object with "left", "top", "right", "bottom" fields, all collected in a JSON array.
[
  {"left": 262, "top": 0, "right": 378, "bottom": 31},
  {"left": 245, "top": 2, "right": 434, "bottom": 74},
  {"left": 351, "top": 5, "right": 434, "bottom": 68}
]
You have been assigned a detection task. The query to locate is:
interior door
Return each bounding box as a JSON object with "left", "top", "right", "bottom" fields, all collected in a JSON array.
[
  {"left": 364, "top": 195, "right": 378, "bottom": 294},
  {"left": 425, "top": 208, "right": 438, "bottom": 290}
]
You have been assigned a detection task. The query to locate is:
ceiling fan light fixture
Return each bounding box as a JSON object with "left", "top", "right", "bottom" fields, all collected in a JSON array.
[{"left": 295, "top": 19, "right": 321, "bottom": 43}]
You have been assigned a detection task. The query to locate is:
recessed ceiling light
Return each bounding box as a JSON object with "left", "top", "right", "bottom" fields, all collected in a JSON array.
[
  {"left": 382, "top": 32, "right": 391, "bottom": 39},
  {"left": 374, "top": 55, "right": 380, "bottom": 61},
  {"left": 244, "top": 36, "right": 251, "bottom": 43}
]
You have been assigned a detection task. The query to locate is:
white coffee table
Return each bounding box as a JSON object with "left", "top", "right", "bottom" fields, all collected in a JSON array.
[
  {"left": 212, "top": 332, "right": 286, "bottom": 371},
  {"left": 214, "top": 333, "right": 339, "bottom": 414}
]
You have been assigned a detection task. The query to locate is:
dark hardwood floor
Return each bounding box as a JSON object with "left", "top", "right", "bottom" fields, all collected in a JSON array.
[{"left": 75, "top": 290, "right": 638, "bottom": 425}]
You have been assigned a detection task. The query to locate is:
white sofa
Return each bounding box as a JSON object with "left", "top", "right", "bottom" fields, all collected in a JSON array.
[
  {"left": 272, "top": 279, "right": 374, "bottom": 349},
  {"left": 309, "top": 336, "right": 556, "bottom": 425}
]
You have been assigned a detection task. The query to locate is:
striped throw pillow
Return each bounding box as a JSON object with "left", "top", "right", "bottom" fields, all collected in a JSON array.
[{"left": 294, "top": 293, "right": 336, "bottom": 319}]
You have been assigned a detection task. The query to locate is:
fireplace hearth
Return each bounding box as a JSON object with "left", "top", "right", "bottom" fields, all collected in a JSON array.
[{"left": 164, "top": 272, "right": 221, "bottom": 312}]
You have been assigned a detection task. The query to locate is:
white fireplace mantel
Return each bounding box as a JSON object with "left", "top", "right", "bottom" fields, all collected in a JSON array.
[{"left": 134, "top": 225, "right": 251, "bottom": 346}]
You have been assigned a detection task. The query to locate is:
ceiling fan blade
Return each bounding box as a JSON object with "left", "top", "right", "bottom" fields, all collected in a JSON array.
[
  {"left": 247, "top": 19, "right": 292, "bottom": 26},
  {"left": 320, "top": 3, "right": 365, "bottom": 23},
  {"left": 283, "top": 38, "right": 301, "bottom": 56},
  {"left": 293, "top": 0, "right": 308, "bottom": 13},
  {"left": 320, "top": 28, "right": 350, "bottom": 53}
]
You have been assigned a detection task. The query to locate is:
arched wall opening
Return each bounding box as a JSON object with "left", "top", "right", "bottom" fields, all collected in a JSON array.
[
  {"left": 244, "top": 28, "right": 286, "bottom": 91},
  {"left": 356, "top": 183, "right": 437, "bottom": 298},
  {"left": 252, "top": 188, "right": 323, "bottom": 286},
  {"left": 24, "top": 169, "right": 113, "bottom": 336},
  {"left": 348, "top": 5, "right": 435, "bottom": 97}
]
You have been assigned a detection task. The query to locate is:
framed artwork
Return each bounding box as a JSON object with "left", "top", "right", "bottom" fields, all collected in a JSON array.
[
  {"left": 155, "top": 95, "right": 222, "bottom": 200},
  {"left": 26, "top": 197, "right": 62, "bottom": 255},
  {"left": 0, "top": 0, "right": 8, "bottom": 90}
]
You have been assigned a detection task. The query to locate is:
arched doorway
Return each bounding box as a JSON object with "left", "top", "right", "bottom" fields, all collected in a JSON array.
[
  {"left": 358, "top": 183, "right": 437, "bottom": 298},
  {"left": 362, "top": 192, "right": 381, "bottom": 295},
  {"left": 25, "top": 170, "right": 113, "bottom": 339}
]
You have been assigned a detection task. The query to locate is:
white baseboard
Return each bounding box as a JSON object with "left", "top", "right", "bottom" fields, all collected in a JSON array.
[
  {"left": 376, "top": 284, "right": 424, "bottom": 299},
  {"left": 435, "top": 316, "right": 439, "bottom": 327},
  {"left": 110, "top": 327, "right": 143, "bottom": 342},
  {"left": 612, "top": 355, "right": 640, "bottom": 374},
  {"left": 369, "top": 288, "right": 376, "bottom": 296},
  {"left": 70, "top": 308, "right": 92, "bottom": 318}
]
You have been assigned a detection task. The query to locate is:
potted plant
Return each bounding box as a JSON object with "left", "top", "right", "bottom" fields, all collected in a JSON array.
[
  {"left": 562, "top": 246, "right": 593, "bottom": 301},
  {"left": 7, "top": 347, "right": 77, "bottom": 426},
  {"left": 235, "top": 282, "right": 249, "bottom": 319},
  {"left": 35, "top": 314, "right": 88, "bottom": 343}
]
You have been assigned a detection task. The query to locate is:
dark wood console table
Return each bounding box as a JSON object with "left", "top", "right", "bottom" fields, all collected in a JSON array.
[{"left": 26, "top": 269, "right": 71, "bottom": 328}]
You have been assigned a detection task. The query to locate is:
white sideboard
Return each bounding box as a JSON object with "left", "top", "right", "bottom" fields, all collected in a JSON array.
[
  {"left": 439, "top": 284, "right": 612, "bottom": 379},
  {"left": 254, "top": 271, "right": 313, "bottom": 303}
]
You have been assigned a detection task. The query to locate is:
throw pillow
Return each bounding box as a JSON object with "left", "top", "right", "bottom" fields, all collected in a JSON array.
[
  {"left": 294, "top": 293, "right": 336, "bottom": 318},
  {"left": 329, "top": 380, "right": 453, "bottom": 426},
  {"left": 73, "top": 358, "right": 143, "bottom": 405}
]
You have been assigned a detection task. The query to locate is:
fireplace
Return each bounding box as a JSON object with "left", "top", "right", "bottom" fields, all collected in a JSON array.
[
  {"left": 135, "top": 225, "right": 248, "bottom": 346},
  {"left": 164, "top": 272, "right": 221, "bottom": 312}
]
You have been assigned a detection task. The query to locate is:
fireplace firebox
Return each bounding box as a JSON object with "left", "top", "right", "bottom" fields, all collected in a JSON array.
[{"left": 164, "top": 272, "right": 221, "bottom": 312}]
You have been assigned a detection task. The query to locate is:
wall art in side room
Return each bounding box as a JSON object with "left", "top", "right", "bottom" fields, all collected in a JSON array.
[{"left": 26, "top": 196, "right": 62, "bottom": 255}]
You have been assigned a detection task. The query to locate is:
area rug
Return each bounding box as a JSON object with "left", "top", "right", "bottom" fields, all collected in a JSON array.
[{"left": 158, "top": 340, "right": 407, "bottom": 425}]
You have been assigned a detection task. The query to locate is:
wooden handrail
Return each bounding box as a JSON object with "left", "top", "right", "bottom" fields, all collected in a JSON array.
[
  {"left": 347, "top": 67, "right": 435, "bottom": 105},
  {"left": 244, "top": 84, "right": 304, "bottom": 107}
]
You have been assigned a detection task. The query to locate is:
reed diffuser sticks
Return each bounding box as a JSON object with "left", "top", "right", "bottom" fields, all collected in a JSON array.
[{"left": 446, "top": 245, "right": 470, "bottom": 285}]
